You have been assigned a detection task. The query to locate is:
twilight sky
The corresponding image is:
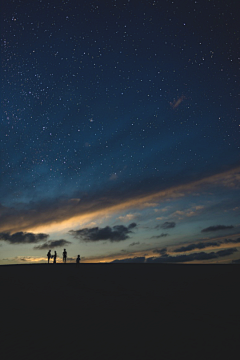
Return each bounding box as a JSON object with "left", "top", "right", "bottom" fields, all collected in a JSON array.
[{"left": 1, "top": 0, "right": 240, "bottom": 264}]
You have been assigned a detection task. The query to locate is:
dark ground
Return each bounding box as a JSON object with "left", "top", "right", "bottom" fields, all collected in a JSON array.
[{"left": 1, "top": 264, "right": 239, "bottom": 359}]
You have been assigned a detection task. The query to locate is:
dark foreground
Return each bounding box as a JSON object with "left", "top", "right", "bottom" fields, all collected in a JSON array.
[{"left": 1, "top": 264, "right": 239, "bottom": 358}]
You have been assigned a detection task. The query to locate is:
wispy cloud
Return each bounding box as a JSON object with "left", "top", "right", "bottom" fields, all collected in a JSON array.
[
  {"left": 159, "top": 222, "right": 176, "bottom": 229},
  {"left": 201, "top": 225, "right": 234, "bottom": 233},
  {"left": 129, "top": 242, "right": 140, "bottom": 247},
  {"left": 151, "top": 233, "right": 169, "bottom": 239},
  {"left": 8, "top": 256, "right": 47, "bottom": 263},
  {"left": 118, "top": 213, "right": 141, "bottom": 222},
  {"left": 173, "top": 238, "right": 240, "bottom": 252},
  {"left": 111, "top": 248, "right": 238, "bottom": 263},
  {"left": 170, "top": 205, "right": 205, "bottom": 219},
  {"left": 232, "top": 259, "right": 240, "bottom": 264},
  {"left": 153, "top": 248, "right": 167, "bottom": 255},
  {"left": 0, "top": 166, "right": 240, "bottom": 234},
  {"left": 146, "top": 248, "right": 238, "bottom": 263},
  {"left": 170, "top": 95, "right": 186, "bottom": 109}
]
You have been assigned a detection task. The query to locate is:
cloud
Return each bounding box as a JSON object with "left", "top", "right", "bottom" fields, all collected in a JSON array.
[
  {"left": 170, "top": 205, "right": 205, "bottom": 219},
  {"left": 153, "top": 248, "right": 167, "bottom": 255},
  {"left": 216, "top": 248, "right": 238, "bottom": 257},
  {"left": 223, "top": 238, "right": 240, "bottom": 244},
  {"left": 1, "top": 166, "right": 240, "bottom": 234},
  {"left": 0, "top": 232, "right": 49, "bottom": 244},
  {"left": 69, "top": 223, "right": 137, "bottom": 242},
  {"left": 232, "top": 259, "right": 240, "bottom": 264},
  {"left": 170, "top": 95, "right": 186, "bottom": 109},
  {"left": 201, "top": 225, "right": 234, "bottom": 233},
  {"left": 146, "top": 248, "right": 238, "bottom": 263},
  {"left": 34, "top": 239, "right": 72, "bottom": 250},
  {"left": 151, "top": 233, "right": 169, "bottom": 239},
  {"left": 110, "top": 248, "right": 238, "bottom": 263},
  {"left": 111, "top": 257, "right": 145, "bottom": 263},
  {"left": 160, "top": 222, "right": 176, "bottom": 229},
  {"left": 128, "top": 223, "right": 137, "bottom": 230},
  {"left": 173, "top": 238, "right": 240, "bottom": 253},
  {"left": 109, "top": 173, "right": 118, "bottom": 181},
  {"left": 8, "top": 256, "right": 47, "bottom": 263},
  {"left": 129, "top": 242, "right": 140, "bottom": 247},
  {"left": 118, "top": 213, "right": 141, "bottom": 222},
  {"left": 173, "top": 241, "right": 220, "bottom": 252}
]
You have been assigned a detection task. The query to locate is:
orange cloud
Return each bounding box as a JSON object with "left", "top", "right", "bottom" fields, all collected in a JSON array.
[
  {"left": 1, "top": 166, "right": 240, "bottom": 235},
  {"left": 170, "top": 95, "right": 186, "bottom": 109}
]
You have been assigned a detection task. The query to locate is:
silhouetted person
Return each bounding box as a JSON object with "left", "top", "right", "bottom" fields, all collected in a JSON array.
[
  {"left": 53, "top": 251, "right": 57, "bottom": 264},
  {"left": 76, "top": 255, "right": 80, "bottom": 266},
  {"left": 47, "top": 250, "right": 51, "bottom": 264},
  {"left": 63, "top": 249, "right": 67, "bottom": 263}
]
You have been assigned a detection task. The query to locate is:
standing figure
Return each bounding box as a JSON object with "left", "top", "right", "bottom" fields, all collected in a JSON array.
[
  {"left": 47, "top": 250, "right": 51, "bottom": 264},
  {"left": 63, "top": 248, "right": 67, "bottom": 263},
  {"left": 53, "top": 251, "right": 57, "bottom": 264},
  {"left": 76, "top": 255, "right": 80, "bottom": 266}
]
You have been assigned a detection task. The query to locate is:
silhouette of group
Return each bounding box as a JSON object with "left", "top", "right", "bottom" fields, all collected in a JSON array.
[
  {"left": 47, "top": 249, "right": 81, "bottom": 265},
  {"left": 47, "top": 250, "right": 57, "bottom": 263}
]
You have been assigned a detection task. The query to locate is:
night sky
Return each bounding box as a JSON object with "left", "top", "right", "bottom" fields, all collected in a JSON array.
[{"left": 1, "top": 0, "right": 240, "bottom": 264}]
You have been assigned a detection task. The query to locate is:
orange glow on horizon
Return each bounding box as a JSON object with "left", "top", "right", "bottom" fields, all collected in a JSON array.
[{"left": 24, "top": 166, "right": 240, "bottom": 235}]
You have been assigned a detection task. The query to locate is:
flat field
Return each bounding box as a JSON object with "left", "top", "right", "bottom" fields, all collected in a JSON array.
[{"left": 1, "top": 264, "right": 239, "bottom": 357}]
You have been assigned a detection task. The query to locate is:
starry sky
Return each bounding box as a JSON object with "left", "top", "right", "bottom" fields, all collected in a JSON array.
[{"left": 1, "top": 0, "right": 240, "bottom": 264}]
